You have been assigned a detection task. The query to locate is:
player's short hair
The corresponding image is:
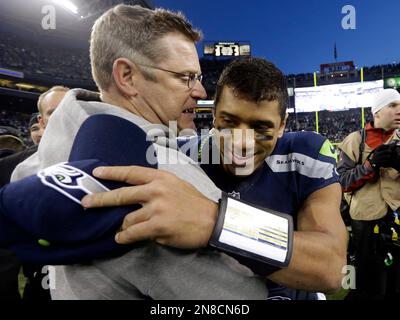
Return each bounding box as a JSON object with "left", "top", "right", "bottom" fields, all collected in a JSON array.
[
  {"left": 90, "top": 4, "right": 202, "bottom": 91},
  {"left": 37, "top": 86, "right": 69, "bottom": 115},
  {"left": 214, "top": 58, "right": 289, "bottom": 120}
]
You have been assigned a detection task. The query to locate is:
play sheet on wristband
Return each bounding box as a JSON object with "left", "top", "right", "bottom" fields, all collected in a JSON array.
[{"left": 219, "top": 198, "right": 289, "bottom": 263}]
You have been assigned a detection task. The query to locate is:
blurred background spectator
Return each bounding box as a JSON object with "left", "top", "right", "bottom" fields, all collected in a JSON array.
[{"left": 28, "top": 113, "right": 43, "bottom": 145}]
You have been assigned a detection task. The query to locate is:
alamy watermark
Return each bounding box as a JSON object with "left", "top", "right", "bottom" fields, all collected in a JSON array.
[
  {"left": 41, "top": 5, "right": 56, "bottom": 30},
  {"left": 342, "top": 5, "right": 356, "bottom": 30},
  {"left": 341, "top": 265, "right": 356, "bottom": 290},
  {"left": 41, "top": 266, "right": 56, "bottom": 290}
]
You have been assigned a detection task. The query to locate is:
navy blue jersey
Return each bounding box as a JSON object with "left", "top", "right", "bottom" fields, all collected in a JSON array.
[
  {"left": 194, "top": 131, "right": 339, "bottom": 299},
  {"left": 177, "top": 131, "right": 339, "bottom": 220},
  {"left": 199, "top": 131, "right": 339, "bottom": 222}
]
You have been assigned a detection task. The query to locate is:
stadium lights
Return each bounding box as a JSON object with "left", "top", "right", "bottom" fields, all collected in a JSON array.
[{"left": 52, "top": 0, "right": 78, "bottom": 14}]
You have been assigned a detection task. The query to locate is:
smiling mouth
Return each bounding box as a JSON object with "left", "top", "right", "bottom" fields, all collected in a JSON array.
[
  {"left": 224, "top": 148, "right": 258, "bottom": 167},
  {"left": 232, "top": 155, "right": 255, "bottom": 167}
]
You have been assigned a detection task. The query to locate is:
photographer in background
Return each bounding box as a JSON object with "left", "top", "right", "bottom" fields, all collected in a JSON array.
[{"left": 338, "top": 89, "right": 400, "bottom": 300}]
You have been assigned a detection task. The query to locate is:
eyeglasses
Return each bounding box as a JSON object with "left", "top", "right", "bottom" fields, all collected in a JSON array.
[{"left": 136, "top": 63, "right": 203, "bottom": 89}]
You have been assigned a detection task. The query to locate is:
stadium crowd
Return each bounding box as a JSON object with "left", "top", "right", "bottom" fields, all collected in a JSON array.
[
  {"left": 0, "top": 33, "right": 93, "bottom": 85},
  {"left": 285, "top": 108, "right": 374, "bottom": 143},
  {"left": 0, "top": 34, "right": 391, "bottom": 145},
  {"left": 0, "top": 109, "right": 31, "bottom": 146},
  {"left": 2, "top": 30, "right": 400, "bottom": 96},
  {"left": 1, "top": 32, "right": 381, "bottom": 145}
]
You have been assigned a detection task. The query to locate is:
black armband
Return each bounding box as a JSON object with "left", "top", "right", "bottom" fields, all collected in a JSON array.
[{"left": 209, "top": 193, "right": 294, "bottom": 272}]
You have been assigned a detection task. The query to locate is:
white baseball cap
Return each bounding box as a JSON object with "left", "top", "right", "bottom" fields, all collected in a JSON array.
[{"left": 372, "top": 89, "right": 400, "bottom": 114}]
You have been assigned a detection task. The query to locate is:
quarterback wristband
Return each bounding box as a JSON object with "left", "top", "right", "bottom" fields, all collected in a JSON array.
[{"left": 209, "top": 193, "right": 294, "bottom": 269}]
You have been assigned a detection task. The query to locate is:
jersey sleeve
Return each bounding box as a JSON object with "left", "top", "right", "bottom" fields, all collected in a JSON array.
[
  {"left": 297, "top": 133, "right": 340, "bottom": 201},
  {"left": 0, "top": 114, "right": 157, "bottom": 264}
]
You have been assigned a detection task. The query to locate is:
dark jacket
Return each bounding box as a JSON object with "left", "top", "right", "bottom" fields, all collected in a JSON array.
[
  {"left": 0, "top": 145, "right": 38, "bottom": 300},
  {"left": 0, "top": 145, "right": 38, "bottom": 188}
]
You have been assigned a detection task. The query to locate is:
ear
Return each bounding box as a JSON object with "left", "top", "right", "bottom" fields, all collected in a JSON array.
[
  {"left": 37, "top": 115, "right": 45, "bottom": 129},
  {"left": 277, "top": 113, "right": 288, "bottom": 138},
  {"left": 112, "top": 58, "right": 140, "bottom": 97}
]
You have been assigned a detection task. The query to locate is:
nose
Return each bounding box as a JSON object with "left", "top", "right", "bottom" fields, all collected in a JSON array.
[
  {"left": 191, "top": 80, "right": 207, "bottom": 100},
  {"left": 231, "top": 127, "right": 256, "bottom": 156}
]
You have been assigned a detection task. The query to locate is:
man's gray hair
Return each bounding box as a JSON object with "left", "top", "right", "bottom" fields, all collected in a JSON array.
[{"left": 90, "top": 4, "right": 202, "bottom": 91}]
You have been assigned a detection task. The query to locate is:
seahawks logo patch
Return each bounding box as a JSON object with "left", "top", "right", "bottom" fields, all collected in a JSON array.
[
  {"left": 37, "top": 163, "right": 110, "bottom": 205},
  {"left": 319, "top": 140, "right": 337, "bottom": 161}
]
